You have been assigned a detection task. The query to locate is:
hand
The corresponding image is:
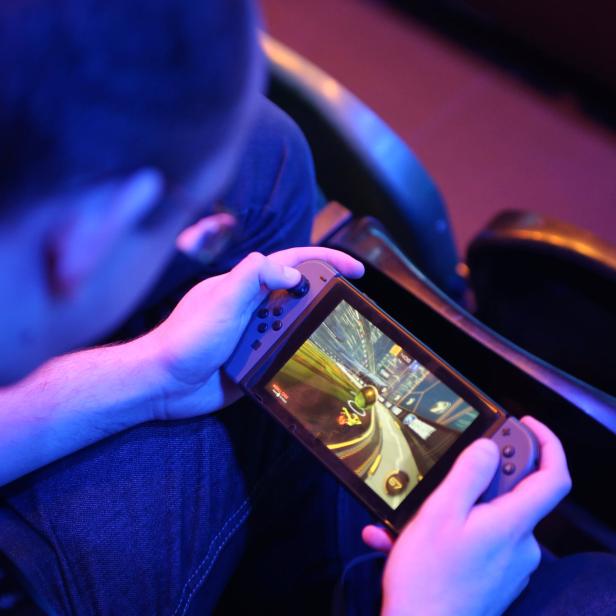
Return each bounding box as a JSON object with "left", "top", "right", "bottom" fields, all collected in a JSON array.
[
  {"left": 141, "top": 247, "right": 364, "bottom": 419},
  {"left": 363, "top": 417, "right": 571, "bottom": 616}
]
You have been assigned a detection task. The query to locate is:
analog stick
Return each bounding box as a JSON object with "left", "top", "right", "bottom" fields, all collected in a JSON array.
[{"left": 288, "top": 275, "right": 310, "bottom": 298}]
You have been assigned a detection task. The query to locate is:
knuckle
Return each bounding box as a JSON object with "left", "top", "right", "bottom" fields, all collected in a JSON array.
[
  {"left": 245, "top": 251, "right": 265, "bottom": 264},
  {"left": 502, "top": 513, "right": 533, "bottom": 545},
  {"left": 527, "top": 538, "right": 542, "bottom": 572},
  {"left": 470, "top": 439, "right": 499, "bottom": 468},
  {"left": 477, "top": 515, "right": 517, "bottom": 547},
  {"left": 497, "top": 520, "right": 522, "bottom": 545},
  {"left": 561, "top": 472, "right": 573, "bottom": 496},
  {"left": 241, "top": 252, "right": 266, "bottom": 272},
  {"left": 551, "top": 473, "right": 572, "bottom": 502}
]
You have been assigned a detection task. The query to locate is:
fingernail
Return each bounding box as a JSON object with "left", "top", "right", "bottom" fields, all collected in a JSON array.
[{"left": 283, "top": 266, "right": 300, "bottom": 284}]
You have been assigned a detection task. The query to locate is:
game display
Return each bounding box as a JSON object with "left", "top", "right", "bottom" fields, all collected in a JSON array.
[{"left": 265, "top": 300, "right": 480, "bottom": 509}]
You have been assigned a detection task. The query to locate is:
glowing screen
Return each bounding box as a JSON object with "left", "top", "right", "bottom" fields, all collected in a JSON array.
[{"left": 266, "top": 301, "right": 480, "bottom": 509}]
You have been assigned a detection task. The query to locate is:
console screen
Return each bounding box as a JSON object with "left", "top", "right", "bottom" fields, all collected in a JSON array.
[{"left": 265, "top": 300, "right": 481, "bottom": 509}]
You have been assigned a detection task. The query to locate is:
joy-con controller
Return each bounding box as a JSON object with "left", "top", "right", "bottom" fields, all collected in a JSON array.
[
  {"left": 481, "top": 417, "right": 540, "bottom": 501},
  {"left": 224, "top": 261, "right": 339, "bottom": 384}
]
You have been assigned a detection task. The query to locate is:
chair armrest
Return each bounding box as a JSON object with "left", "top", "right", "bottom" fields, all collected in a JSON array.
[
  {"left": 467, "top": 210, "right": 616, "bottom": 395},
  {"left": 468, "top": 210, "right": 616, "bottom": 281}
]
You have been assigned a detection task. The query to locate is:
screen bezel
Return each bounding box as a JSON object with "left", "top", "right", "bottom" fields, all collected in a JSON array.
[{"left": 244, "top": 278, "right": 504, "bottom": 532}]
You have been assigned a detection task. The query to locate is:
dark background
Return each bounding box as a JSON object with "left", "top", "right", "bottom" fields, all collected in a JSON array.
[{"left": 261, "top": 0, "right": 616, "bottom": 254}]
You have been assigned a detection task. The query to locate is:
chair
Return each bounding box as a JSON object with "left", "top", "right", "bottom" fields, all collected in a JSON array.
[
  {"left": 467, "top": 210, "right": 616, "bottom": 397},
  {"left": 263, "top": 35, "right": 466, "bottom": 304},
  {"left": 263, "top": 36, "right": 616, "bottom": 543}
]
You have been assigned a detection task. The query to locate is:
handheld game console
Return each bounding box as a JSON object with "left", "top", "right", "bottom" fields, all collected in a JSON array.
[{"left": 224, "top": 260, "right": 539, "bottom": 532}]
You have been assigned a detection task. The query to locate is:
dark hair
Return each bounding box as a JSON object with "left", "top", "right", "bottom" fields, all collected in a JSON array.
[{"left": 0, "top": 0, "right": 256, "bottom": 208}]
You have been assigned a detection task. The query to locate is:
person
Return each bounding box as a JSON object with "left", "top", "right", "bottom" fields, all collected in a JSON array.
[{"left": 0, "top": 0, "right": 612, "bottom": 614}]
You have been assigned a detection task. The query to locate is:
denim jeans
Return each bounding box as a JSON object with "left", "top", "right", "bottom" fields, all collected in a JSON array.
[
  {"left": 1, "top": 402, "right": 381, "bottom": 615},
  {"left": 0, "top": 98, "right": 378, "bottom": 615}
]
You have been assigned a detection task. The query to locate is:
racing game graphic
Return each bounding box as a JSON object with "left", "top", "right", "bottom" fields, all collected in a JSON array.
[{"left": 266, "top": 301, "right": 480, "bottom": 509}]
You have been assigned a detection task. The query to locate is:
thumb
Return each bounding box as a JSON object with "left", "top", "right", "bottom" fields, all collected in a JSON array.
[
  {"left": 223, "top": 252, "right": 301, "bottom": 312},
  {"left": 427, "top": 438, "right": 499, "bottom": 519}
]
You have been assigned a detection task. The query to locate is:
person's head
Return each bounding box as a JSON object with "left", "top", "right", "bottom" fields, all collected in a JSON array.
[{"left": 0, "top": 0, "right": 263, "bottom": 384}]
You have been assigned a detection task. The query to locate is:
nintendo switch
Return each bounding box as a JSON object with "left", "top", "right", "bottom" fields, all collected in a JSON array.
[{"left": 224, "top": 260, "right": 538, "bottom": 533}]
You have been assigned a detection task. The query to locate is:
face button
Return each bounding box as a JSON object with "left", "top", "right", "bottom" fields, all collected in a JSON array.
[
  {"left": 288, "top": 275, "right": 310, "bottom": 298},
  {"left": 251, "top": 340, "right": 262, "bottom": 350},
  {"left": 257, "top": 308, "right": 269, "bottom": 319},
  {"left": 503, "top": 462, "right": 516, "bottom": 475},
  {"left": 502, "top": 427, "right": 512, "bottom": 437},
  {"left": 502, "top": 445, "right": 515, "bottom": 458},
  {"left": 273, "top": 306, "right": 284, "bottom": 317},
  {"left": 273, "top": 320, "right": 283, "bottom": 331},
  {"left": 257, "top": 322, "right": 268, "bottom": 333}
]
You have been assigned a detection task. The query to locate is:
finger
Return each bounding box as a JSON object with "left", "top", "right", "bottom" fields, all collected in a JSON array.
[
  {"left": 509, "top": 576, "right": 531, "bottom": 607},
  {"left": 492, "top": 416, "right": 572, "bottom": 531},
  {"left": 222, "top": 252, "right": 301, "bottom": 311},
  {"left": 220, "top": 248, "right": 362, "bottom": 323},
  {"left": 362, "top": 525, "right": 394, "bottom": 553},
  {"left": 499, "top": 536, "right": 541, "bottom": 608},
  {"left": 425, "top": 438, "right": 499, "bottom": 520},
  {"left": 519, "top": 533, "right": 542, "bottom": 575},
  {"left": 267, "top": 247, "right": 365, "bottom": 278}
]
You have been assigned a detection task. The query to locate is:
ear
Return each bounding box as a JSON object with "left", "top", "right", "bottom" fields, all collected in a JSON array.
[{"left": 47, "top": 168, "right": 165, "bottom": 297}]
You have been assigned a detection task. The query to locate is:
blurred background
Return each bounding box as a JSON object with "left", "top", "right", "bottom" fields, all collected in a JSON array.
[{"left": 261, "top": 0, "right": 616, "bottom": 253}]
